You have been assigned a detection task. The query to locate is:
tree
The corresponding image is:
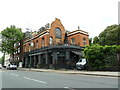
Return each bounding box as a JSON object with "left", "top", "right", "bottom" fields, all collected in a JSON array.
[
  {"left": 93, "top": 36, "right": 99, "bottom": 44},
  {"left": 99, "top": 24, "right": 120, "bottom": 46},
  {"left": 0, "top": 56, "right": 3, "bottom": 64},
  {"left": 89, "top": 38, "right": 92, "bottom": 46},
  {"left": 1, "top": 25, "right": 23, "bottom": 61},
  {"left": 0, "top": 55, "right": 4, "bottom": 65}
]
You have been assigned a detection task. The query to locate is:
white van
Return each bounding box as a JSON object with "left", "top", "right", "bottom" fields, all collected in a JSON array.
[
  {"left": 76, "top": 58, "right": 87, "bottom": 70},
  {"left": 6, "top": 63, "right": 17, "bottom": 70}
]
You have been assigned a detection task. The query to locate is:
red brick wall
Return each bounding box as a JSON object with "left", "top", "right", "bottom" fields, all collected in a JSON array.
[
  {"left": 49, "top": 18, "right": 65, "bottom": 44},
  {"left": 68, "top": 33, "right": 89, "bottom": 47},
  {"left": 23, "top": 18, "right": 89, "bottom": 53}
]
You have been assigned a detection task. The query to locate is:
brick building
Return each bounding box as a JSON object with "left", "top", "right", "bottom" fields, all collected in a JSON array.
[
  {"left": 22, "top": 18, "right": 89, "bottom": 69},
  {"left": 9, "top": 39, "right": 23, "bottom": 66}
]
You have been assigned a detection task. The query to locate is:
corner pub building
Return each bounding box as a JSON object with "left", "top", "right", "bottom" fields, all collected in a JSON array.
[{"left": 22, "top": 18, "right": 89, "bottom": 69}]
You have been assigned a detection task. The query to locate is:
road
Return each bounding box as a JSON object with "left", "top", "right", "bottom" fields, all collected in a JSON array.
[
  {"left": 1, "top": 69, "right": 119, "bottom": 89},
  {"left": 0, "top": 69, "right": 2, "bottom": 90}
]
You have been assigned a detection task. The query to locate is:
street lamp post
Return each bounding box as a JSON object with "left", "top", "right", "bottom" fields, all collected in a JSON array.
[{"left": 26, "top": 28, "right": 33, "bottom": 70}]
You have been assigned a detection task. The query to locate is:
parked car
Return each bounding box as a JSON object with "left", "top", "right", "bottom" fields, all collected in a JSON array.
[
  {"left": 6, "top": 64, "right": 17, "bottom": 70},
  {"left": 0, "top": 64, "right": 2, "bottom": 69},
  {"left": 76, "top": 58, "right": 87, "bottom": 70}
]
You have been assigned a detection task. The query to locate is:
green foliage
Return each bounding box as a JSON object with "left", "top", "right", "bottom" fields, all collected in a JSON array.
[
  {"left": 1, "top": 25, "right": 23, "bottom": 54},
  {"left": 84, "top": 45, "right": 120, "bottom": 70},
  {"left": 89, "top": 38, "right": 92, "bottom": 46},
  {"left": 0, "top": 56, "right": 4, "bottom": 65},
  {"left": 0, "top": 57, "right": 2, "bottom": 64},
  {"left": 84, "top": 24, "right": 120, "bottom": 70},
  {"left": 99, "top": 24, "right": 120, "bottom": 45},
  {"left": 93, "top": 36, "right": 99, "bottom": 44},
  {"left": 115, "top": 45, "right": 120, "bottom": 53}
]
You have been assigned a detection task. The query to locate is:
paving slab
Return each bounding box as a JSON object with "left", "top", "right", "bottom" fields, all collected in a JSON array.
[{"left": 18, "top": 68, "right": 120, "bottom": 77}]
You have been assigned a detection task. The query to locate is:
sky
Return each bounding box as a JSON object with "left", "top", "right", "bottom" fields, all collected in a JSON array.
[{"left": 0, "top": 0, "right": 119, "bottom": 57}]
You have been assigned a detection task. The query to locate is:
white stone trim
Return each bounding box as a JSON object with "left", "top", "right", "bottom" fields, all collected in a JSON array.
[{"left": 68, "top": 30, "right": 89, "bottom": 36}]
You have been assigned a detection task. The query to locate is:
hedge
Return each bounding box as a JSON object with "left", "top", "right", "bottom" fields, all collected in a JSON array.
[{"left": 83, "top": 45, "right": 120, "bottom": 70}]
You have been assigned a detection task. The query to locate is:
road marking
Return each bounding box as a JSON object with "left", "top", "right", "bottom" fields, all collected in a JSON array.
[
  {"left": 24, "top": 77, "right": 47, "bottom": 84},
  {"left": 64, "top": 87, "right": 69, "bottom": 89},
  {"left": 10, "top": 73, "right": 19, "bottom": 76},
  {"left": 64, "top": 87, "right": 76, "bottom": 90}
]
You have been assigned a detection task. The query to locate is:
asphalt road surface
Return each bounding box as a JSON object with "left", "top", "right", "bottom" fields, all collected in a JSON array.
[
  {"left": 1, "top": 69, "right": 119, "bottom": 89},
  {"left": 0, "top": 69, "right": 2, "bottom": 90}
]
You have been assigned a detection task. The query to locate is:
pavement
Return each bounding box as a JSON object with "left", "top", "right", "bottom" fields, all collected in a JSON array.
[{"left": 18, "top": 68, "right": 120, "bottom": 77}]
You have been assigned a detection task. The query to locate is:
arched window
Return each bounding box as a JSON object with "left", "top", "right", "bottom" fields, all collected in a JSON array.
[{"left": 55, "top": 28, "right": 61, "bottom": 39}]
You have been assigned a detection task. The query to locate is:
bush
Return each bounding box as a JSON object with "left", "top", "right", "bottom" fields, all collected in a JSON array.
[{"left": 83, "top": 45, "right": 120, "bottom": 70}]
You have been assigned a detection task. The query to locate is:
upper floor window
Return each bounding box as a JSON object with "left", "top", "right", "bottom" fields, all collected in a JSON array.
[
  {"left": 18, "top": 48, "right": 20, "bottom": 53},
  {"left": 42, "top": 37, "right": 45, "bottom": 47},
  {"left": 17, "top": 57, "right": 19, "bottom": 60},
  {"left": 83, "top": 38, "right": 86, "bottom": 45},
  {"left": 55, "top": 28, "right": 61, "bottom": 39},
  {"left": 36, "top": 40, "right": 38, "bottom": 49},
  {"left": 29, "top": 43, "right": 31, "bottom": 51},
  {"left": 24, "top": 45, "right": 26, "bottom": 52},
  {"left": 50, "top": 37, "right": 53, "bottom": 45},
  {"left": 18, "top": 43, "right": 20, "bottom": 46},
  {"left": 71, "top": 38, "right": 75, "bottom": 44}
]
